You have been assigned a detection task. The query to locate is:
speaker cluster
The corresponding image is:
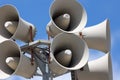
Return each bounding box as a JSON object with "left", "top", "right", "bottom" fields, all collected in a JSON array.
[
  {"left": 46, "top": 0, "right": 112, "bottom": 80},
  {"left": 0, "top": 0, "right": 112, "bottom": 80}
]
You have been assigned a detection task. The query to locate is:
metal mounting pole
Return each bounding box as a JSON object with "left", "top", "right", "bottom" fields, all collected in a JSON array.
[
  {"left": 42, "top": 63, "right": 53, "bottom": 80},
  {"left": 21, "top": 39, "right": 52, "bottom": 80},
  {"left": 33, "top": 48, "right": 53, "bottom": 80},
  {"left": 71, "top": 70, "right": 78, "bottom": 80}
]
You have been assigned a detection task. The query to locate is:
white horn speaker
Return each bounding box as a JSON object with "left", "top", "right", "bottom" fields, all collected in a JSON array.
[
  {"left": 49, "top": 33, "right": 89, "bottom": 75},
  {"left": 75, "top": 53, "right": 113, "bottom": 80},
  {"left": 0, "top": 5, "right": 36, "bottom": 43},
  {"left": 82, "top": 19, "right": 110, "bottom": 52},
  {"left": 46, "top": 0, "right": 87, "bottom": 37},
  {"left": 0, "top": 40, "right": 37, "bottom": 80}
]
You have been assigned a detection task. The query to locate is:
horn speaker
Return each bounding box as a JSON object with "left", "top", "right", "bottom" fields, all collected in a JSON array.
[
  {"left": 0, "top": 40, "right": 37, "bottom": 79},
  {"left": 46, "top": 0, "right": 87, "bottom": 37},
  {"left": 82, "top": 19, "right": 110, "bottom": 52},
  {"left": 75, "top": 53, "right": 113, "bottom": 80},
  {"left": 0, "top": 5, "right": 36, "bottom": 43},
  {"left": 49, "top": 33, "right": 89, "bottom": 75}
]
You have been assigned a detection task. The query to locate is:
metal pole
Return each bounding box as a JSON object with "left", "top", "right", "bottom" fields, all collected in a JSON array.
[
  {"left": 32, "top": 42, "right": 53, "bottom": 80},
  {"left": 42, "top": 61, "right": 49, "bottom": 80},
  {"left": 71, "top": 71, "right": 78, "bottom": 80},
  {"left": 21, "top": 39, "right": 53, "bottom": 80},
  {"left": 34, "top": 55, "right": 50, "bottom": 80}
]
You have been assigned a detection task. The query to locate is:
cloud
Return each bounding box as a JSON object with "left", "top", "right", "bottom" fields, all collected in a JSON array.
[
  {"left": 27, "top": 76, "right": 42, "bottom": 80},
  {"left": 26, "top": 73, "right": 71, "bottom": 80},
  {"left": 6, "top": 75, "right": 25, "bottom": 80},
  {"left": 54, "top": 73, "right": 71, "bottom": 80},
  {"left": 112, "top": 60, "right": 120, "bottom": 80},
  {"left": 111, "top": 29, "right": 120, "bottom": 47},
  {"left": 110, "top": 29, "right": 120, "bottom": 80}
]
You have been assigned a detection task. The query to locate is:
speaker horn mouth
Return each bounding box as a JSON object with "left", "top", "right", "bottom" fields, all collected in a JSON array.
[
  {"left": 0, "top": 40, "right": 37, "bottom": 79},
  {"left": 0, "top": 40, "right": 21, "bottom": 79},
  {"left": 0, "top": 5, "right": 19, "bottom": 39},
  {"left": 0, "top": 5, "right": 36, "bottom": 42},
  {"left": 49, "top": 33, "right": 89, "bottom": 75},
  {"left": 48, "top": 0, "right": 87, "bottom": 36}
]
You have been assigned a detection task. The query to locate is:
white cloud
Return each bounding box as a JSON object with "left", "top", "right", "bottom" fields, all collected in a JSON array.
[
  {"left": 112, "top": 60, "right": 120, "bottom": 80},
  {"left": 28, "top": 76, "right": 42, "bottom": 80},
  {"left": 111, "top": 29, "right": 120, "bottom": 79},
  {"left": 111, "top": 29, "right": 120, "bottom": 47},
  {"left": 28, "top": 73, "right": 71, "bottom": 80},
  {"left": 6, "top": 75, "right": 25, "bottom": 80},
  {"left": 54, "top": 73, "right": 71, "bottom": 80}
]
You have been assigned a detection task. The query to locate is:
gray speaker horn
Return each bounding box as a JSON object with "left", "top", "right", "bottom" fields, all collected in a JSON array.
[
  {"left": 49, "top": 33, "right": 89, "bottom": 75},
  {"left": 0, "top": 5, "right": 36, "bottom": 43},
  {"left": 82, "top": 19, "right": 110, "bottom": 53},
  {"left": 46, "top": 0, "right": 87, "bottom": 37},
  {"left": 0, "top": 40, "right": 37, "bottom": 80},
  {"left": 75, "top": 52, "right": 113, "bottom": 80}
]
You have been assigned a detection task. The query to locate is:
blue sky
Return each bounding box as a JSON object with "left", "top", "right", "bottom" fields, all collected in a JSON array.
[{"left": 0, "top": 0, "right": 120, "bottom": 80}]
